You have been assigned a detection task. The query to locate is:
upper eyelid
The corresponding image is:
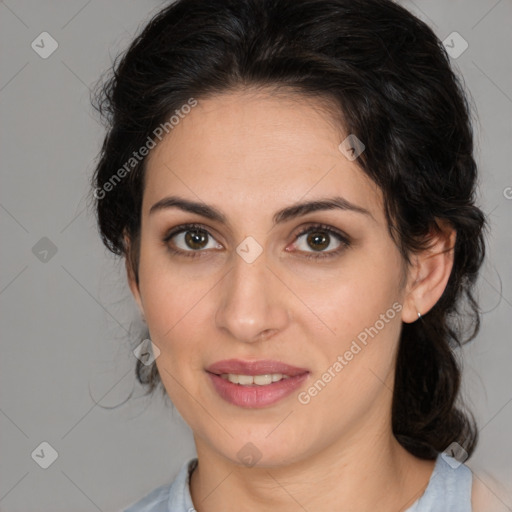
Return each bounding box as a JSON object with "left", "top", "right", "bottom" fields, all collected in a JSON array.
[{"left": 295, "top": 224, "right": 348, "bottom": 240}]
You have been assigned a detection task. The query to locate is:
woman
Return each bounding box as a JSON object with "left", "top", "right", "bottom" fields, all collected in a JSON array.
[{"left": 91, "top": 0, "right": 497, "bottom": 510}]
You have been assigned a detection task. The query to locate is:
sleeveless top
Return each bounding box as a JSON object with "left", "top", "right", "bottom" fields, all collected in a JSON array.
[{"left": 123, "top": 453, "right": 473, "bottom": 511}]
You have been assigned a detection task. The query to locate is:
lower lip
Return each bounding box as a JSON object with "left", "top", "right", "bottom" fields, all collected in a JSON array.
[{"left": 207, "top": 372, "right": 309, "bottom": 408}]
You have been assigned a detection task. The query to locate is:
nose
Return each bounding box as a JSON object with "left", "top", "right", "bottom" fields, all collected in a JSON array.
[{"left": 215, "top": 251, "right": 290, "bottom": 344}]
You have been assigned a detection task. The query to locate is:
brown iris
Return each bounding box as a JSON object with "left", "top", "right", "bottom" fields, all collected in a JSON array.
[
  {"left": 307, "top": 231, "right": 330, "bottom": 251},
  {"left": 185, "top": 229, "right": 208, "bottom": 250}
]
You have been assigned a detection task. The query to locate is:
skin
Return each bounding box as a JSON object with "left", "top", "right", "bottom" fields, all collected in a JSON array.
[{"left": 126, "top": 88, "right": 458, "bottom": 512}]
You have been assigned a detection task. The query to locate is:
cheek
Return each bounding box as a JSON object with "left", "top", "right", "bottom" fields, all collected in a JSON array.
[
  {"left": 137, "top": 241, "right": 203, "bottom": 335},
  {"left": 139, "top": 263, "right": 209, "bottom": 406},
  {"left": 302, "top": 253, "right": 404, "bottom": 406},
  {"left": 136, "top": 248, "right": 216, "bottom": 387},
  {"left": 288, "top": 245, "right": 404, "bottom": 344}
]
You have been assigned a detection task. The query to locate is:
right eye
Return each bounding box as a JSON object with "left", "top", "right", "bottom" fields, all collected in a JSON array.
[{"left": 163, "top": 223, "right": 223, "bottom": 258}]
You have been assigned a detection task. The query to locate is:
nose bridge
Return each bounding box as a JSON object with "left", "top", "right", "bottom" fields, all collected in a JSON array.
[{"left": 215, "top": 248, "right": 289, "bottom": 343}]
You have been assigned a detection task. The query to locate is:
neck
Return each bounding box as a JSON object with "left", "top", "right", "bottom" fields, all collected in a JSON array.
[{"left": 189, "top": 428, "right": 436, "bottom": 512}]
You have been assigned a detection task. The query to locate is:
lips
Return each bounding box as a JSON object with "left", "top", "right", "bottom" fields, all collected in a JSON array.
[
  {"left": 205, "top": 359, "right": 310, "bottom": 408},
  {"left": 206, "top": 359, "right": 309, "bottom": 377}
]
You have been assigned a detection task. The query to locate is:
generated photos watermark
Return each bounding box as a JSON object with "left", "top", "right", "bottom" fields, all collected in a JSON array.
[
  {"left": 298, "top": 301, "right": 403, "bottom": 405},
  {"left": 94, "top": 98, "right": 198, "bottom": 200}
]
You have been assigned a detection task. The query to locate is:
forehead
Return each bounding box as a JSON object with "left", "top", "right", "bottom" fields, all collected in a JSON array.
[{"left": 142, "top": 89, "right": 383, "bottom": 222}]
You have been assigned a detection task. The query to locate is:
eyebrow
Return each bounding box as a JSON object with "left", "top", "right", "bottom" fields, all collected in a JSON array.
[{"left": 149, "top": 195, "right": 374, "bottom": 225}]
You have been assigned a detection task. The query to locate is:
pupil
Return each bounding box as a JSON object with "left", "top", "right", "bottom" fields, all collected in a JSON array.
[
  {"left": 307, "top": 231, "right": 329, "bottom": 251},
  {"left": 185, "top": 229, "right": 207, "bottom": 249}
]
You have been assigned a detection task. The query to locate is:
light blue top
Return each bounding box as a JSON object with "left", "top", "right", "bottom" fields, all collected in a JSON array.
[{"left": 123, "top": 453, "right": 472, "bottom": 512}]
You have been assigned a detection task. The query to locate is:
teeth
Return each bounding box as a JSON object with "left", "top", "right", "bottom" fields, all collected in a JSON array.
[{"left": 220, "top": 373, "right": 290, "bottom": 386}]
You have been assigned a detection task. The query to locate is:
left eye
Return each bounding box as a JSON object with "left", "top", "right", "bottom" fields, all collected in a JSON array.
[{"left": 293, "top": 225, "right": 348, "bottom": 255}]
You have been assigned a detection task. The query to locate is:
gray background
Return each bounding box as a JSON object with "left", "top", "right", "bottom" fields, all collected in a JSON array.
[{"left": 0, "top": 1, "right": 511, "bottom": 510}]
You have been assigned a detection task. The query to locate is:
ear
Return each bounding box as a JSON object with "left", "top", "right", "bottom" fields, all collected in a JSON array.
[
  {"left": 401, "top": 219, "right": 456, "bottom": 323},
  {"left": 124, "top": 232, "right": 145, "bottom": 320}
]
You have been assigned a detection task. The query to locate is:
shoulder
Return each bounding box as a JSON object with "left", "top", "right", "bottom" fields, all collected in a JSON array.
[
  {"left": 123, "top": 481, "right": 173, "bottom": 512},
  {"left": 471, "top": 469, "right": 512, "bottom": 512},
  {"left": 122, "top": 457, "right": 198, "bottom": 512}
]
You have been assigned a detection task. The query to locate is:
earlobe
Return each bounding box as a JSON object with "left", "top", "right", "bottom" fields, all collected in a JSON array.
[{"left": 401, "top": 220, "right": 456, "bottom": 324}]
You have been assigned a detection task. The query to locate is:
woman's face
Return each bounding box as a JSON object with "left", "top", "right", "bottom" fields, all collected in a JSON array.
[{"left": 129, "top": 89, "right": 413, "bottom": 467}]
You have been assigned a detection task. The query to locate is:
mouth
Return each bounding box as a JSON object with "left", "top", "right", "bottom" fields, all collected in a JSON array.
[
  {"left": 217, "top": 373, "right": 292, "bottom": 386},
  {"left": 206, "top": 359, "right": 310, "bottom": 408}
]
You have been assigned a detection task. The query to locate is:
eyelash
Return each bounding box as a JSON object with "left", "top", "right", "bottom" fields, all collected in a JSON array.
[{"left": 162, "top": 222, "right": 351, "bottom": 261}]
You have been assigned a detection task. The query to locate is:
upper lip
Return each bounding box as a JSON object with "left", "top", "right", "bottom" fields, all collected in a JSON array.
[{"left": 206, "top": 359, "right": 309, "bottom": 377}]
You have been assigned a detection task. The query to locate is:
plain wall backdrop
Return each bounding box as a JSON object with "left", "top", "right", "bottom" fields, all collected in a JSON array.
[{"left": 0, "top": 1, "right": 511, "bottom": 510}]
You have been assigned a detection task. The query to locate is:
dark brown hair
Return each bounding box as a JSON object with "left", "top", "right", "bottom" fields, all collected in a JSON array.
[{"left": 91, "top": 0, "right": 486, "bottom": 460}]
